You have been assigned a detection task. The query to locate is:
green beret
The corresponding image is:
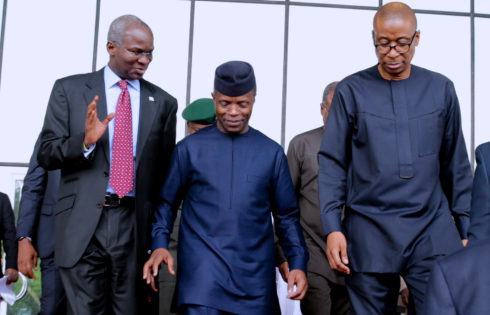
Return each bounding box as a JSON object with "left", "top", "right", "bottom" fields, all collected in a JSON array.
[{"left": 182, "top": 98, "right": 216, "bottom": 124}]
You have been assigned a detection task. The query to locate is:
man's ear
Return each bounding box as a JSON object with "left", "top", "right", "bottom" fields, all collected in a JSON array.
[
  {"left": 414, "top": 30, "right": 420, "bottom": 47},
  {"left": 107, "top": 41, "right": 116, "bottom": 55}
]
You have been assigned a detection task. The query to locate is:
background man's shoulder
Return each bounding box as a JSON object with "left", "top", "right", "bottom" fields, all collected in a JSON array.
[
  {"left": 476, "top": 141, "right": 490, "bottom": 156},
  {"left": 289, "top": 127, "right": 323, "bottom": 149}
]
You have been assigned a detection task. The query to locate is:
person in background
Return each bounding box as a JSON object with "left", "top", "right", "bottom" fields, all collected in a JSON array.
[
  {"left": 467, "top": 142, "right": 490, "bottom": 242},
  {"left": 423, "top": 238, "right": 490, "bottom": 314},
  {"left": 285, "top": 81, "right": 350, "bottom": 315},
  {"left": 17, "top": 134, "right": 67, "bottom": 314},
  {"left": 0, "top": 193, "right": 19, "bottom": 285}
]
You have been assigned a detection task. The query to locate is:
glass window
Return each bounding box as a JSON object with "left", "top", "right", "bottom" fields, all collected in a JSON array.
[
  {"left": 0, "top": 0, "right": 96, "bottom": 163},
  {"left": 385, "top": 0, "right": 469, "bottom": 13},
  {"left": 292, "top": 0, "right": 378, "bottom": 6},
  {"left": 475, "top": 2, "right": 490, "bottom": 14},
  {"left": 475, "top": 18, "right": 490, "bottom": 148},
  {"left": 191, "top": 2, "right": 285, "bottom": 143},
  {"left": 286, "top": 6, "right": 374, "bottom": 147},
  {"left": 97, "top": 0, "right": 191, "bottom": 141},
  {"left": 414, "top": 14, "right": 472, "bottom": 155}
]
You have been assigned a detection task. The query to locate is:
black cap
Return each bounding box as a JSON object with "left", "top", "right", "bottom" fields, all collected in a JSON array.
[{"left": 214, "top": 61, "right": 256, "bottom": 97}]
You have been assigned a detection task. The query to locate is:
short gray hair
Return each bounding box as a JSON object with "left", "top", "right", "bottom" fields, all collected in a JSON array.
[
  {"left": 107, "top": 15, "right": 151, "bottom": 45},
  {"left": 322, "top": 81, "right": 339, "bottom": 103}
]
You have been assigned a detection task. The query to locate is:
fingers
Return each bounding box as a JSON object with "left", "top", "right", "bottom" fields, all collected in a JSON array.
[
  {"left": 278, "top": 262, "right": 289, "bottom": 282},
  {"left": 32, "top": 252, "right": 38, "bottom": 271},
  {"left": 18, "top": 260, "right": 35, "bottom": 279},
  {"left": 462, "top": 239, "right": 468, "bottom": 246},
  {"left": 103, "top": 112, "right": 115, "bottom": 126},
  {"left": 150, "top": 274, "right": 158, "bottom": 292},
  {"left": 143, "top": 260, "right": 153, "bottom": 282},
  {"left": 287, "top": 271, "right": 308, "bottom": 300},
  {"left": 326, "top": 232, "right": 350, "bottom": 274},
  {"left": 339, "top": 242, "right": 350, "bottom": 274},
  {"left": 167, "top": 255, "right": 175, "bottom": 276}
]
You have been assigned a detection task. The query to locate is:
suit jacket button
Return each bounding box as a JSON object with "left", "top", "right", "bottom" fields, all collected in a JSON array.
[
  {"left": 96, "top": 202, "right": 103, "bottom": 208},
  {"left": 104, "top": 171, "right": 109, "bottom": 177}
]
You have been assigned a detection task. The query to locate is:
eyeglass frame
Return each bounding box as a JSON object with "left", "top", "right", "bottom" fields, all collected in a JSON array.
[{"left": 374, "top": 31, "right": 418, "bottom": 55}]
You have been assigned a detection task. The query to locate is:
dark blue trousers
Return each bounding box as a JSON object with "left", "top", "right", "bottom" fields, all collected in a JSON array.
[
  {"left": 183, "top": 304, "right": 236, "bottom": 315},
  {"left": 346, "top": 255, "right": 438, "bottom": 315}
]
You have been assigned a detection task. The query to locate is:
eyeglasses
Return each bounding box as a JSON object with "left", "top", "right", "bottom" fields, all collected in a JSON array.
[
  {"left": 374, "top": 32, "right": 417, "bottom": 55},
  {"left": 124, "top": 48, "right": 153, "bottom": 60}
]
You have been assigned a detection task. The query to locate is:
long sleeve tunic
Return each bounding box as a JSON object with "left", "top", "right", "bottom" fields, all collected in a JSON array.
[
  {"left": 318, "top": 65, "right": 472, "bottom": 272},
  {"left": 152, "top": 125, "right": 308, "bottom": 313}
]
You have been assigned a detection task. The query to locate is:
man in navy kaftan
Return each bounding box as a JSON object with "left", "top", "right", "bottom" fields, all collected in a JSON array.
[
  {"left": 144, "top": 61, "right": 308, "bottom": 315},
  {"left": 319, "top": 3, "right": 472, "bottom": 314}
]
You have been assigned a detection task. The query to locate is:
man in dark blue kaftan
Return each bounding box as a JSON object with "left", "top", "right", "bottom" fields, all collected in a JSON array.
[
  {"left": 144, "top": 61, "right": 309, "bottom": 315},
  {"left": 318, "top": 3, "right": 472, "bottom": 314}
]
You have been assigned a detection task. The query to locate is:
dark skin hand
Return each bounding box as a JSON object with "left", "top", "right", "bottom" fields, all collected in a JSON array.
[
  {"left": 17, "top": 238, "right": 38, "bottom": 279},
  {"left": 278, "top": 261, "right": 289, "bottom": 282},
  {"left": 4, "top": 268, "right": 18, "bottom": 285},
  {"left": 326, "top": 231, "right": 350, "bottom": 274},
  {"left": 287, "top": 269, "right": 308, "bottom": 300},
  {"left": 142, "top": 248, "right": 175, "bottom": 292},
  {"left": 83, "top": 95, "right": 115, "bottom": 148}
]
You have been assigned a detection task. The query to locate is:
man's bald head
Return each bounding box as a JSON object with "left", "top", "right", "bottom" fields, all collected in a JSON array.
[{"left": 373, "top": 2, "right": 417, "bottom": 32}]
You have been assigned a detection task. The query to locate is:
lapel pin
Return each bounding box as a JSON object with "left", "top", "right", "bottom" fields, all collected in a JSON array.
[{"left": 149, "top": 96, "right": 155, "bottom": 102}]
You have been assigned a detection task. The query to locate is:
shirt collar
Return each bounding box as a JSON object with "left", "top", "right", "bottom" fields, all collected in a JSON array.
[{"left": 104, "top": 65, "right": 141, "bottom": 91}]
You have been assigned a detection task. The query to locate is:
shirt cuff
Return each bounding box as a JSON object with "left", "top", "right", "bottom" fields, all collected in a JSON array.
[{"left": 83, "top": 143, "right": 96, "bottom": 158}]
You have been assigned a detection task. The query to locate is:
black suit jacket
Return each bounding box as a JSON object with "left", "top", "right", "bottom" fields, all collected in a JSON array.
[
  {"left": 17, "top": 135, "right": 60, "bottom": 258},
  {"left": 0, "top": 193, "right": 18, "bottom": 274},
  {"left": 37, "top": 69, "right": 177, "bottom": 273},
  {"left": 423, "top": 238, "right": 490, "bottom": 314}
]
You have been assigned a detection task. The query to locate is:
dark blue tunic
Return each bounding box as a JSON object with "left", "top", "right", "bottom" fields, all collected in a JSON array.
[
  {"left": 152, "top": 125, "right": 308, "bottom": 313},
  {"left": 318, "top": 65, "right": 472, "bottom": 273}
]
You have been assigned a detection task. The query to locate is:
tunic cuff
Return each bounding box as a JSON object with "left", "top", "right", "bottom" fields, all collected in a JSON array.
[
  {"left": 321, "top": 212, "right": 342, "bottom": 236},
  {"left": 454, "top": 214, "right": 470, "bottom": 239},
  {"left": 288, "top": 256, "right": 308, "bottom": 273},
  {"left": 151, "top": 234, "right": 169, "bottom": 251}
]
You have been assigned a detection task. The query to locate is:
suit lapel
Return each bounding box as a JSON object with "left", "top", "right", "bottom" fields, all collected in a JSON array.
[
  {"left": 136, "top": 80, "right": 157, "bottom": 170},
  {"left": 84, "top": 69, "right": 110, "bottom": 164}
]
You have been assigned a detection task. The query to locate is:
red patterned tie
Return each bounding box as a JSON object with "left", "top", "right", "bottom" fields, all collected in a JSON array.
[{"left": 110, "top": 80, "right": 134, "bottom": 198}]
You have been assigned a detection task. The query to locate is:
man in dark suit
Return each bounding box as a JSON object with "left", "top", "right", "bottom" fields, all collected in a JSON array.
[
  {"left": 287, "top": 81, "right": 349, "bottom": 315},
  {"left": 37, "top": 15, "right": 177, "bottom": 315},
  {"left": 17, "top": 135, "right": 66, "bottom": 314},
  {"left": 468, "top": 142, "right": 490, "bottom": 242},
  {"left": 423, "top": 238, "right": 490, "bottom": 314},
  {"left": 0, "top": 193, "right": 19, "bottom": 284}
]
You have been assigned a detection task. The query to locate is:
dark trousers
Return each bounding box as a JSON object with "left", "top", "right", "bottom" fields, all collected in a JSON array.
[
  {"left": 59, "top": 204, "right": 137, "bottom": 315},
  {"left": 346, "top": 256, "right": 438, "bottom": 315},
  {"left": 40, "top": 255, "right": 68, "bottom": 315},
  {"left": 300, "top": 271, "right": 350, "bottom": 315}
]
